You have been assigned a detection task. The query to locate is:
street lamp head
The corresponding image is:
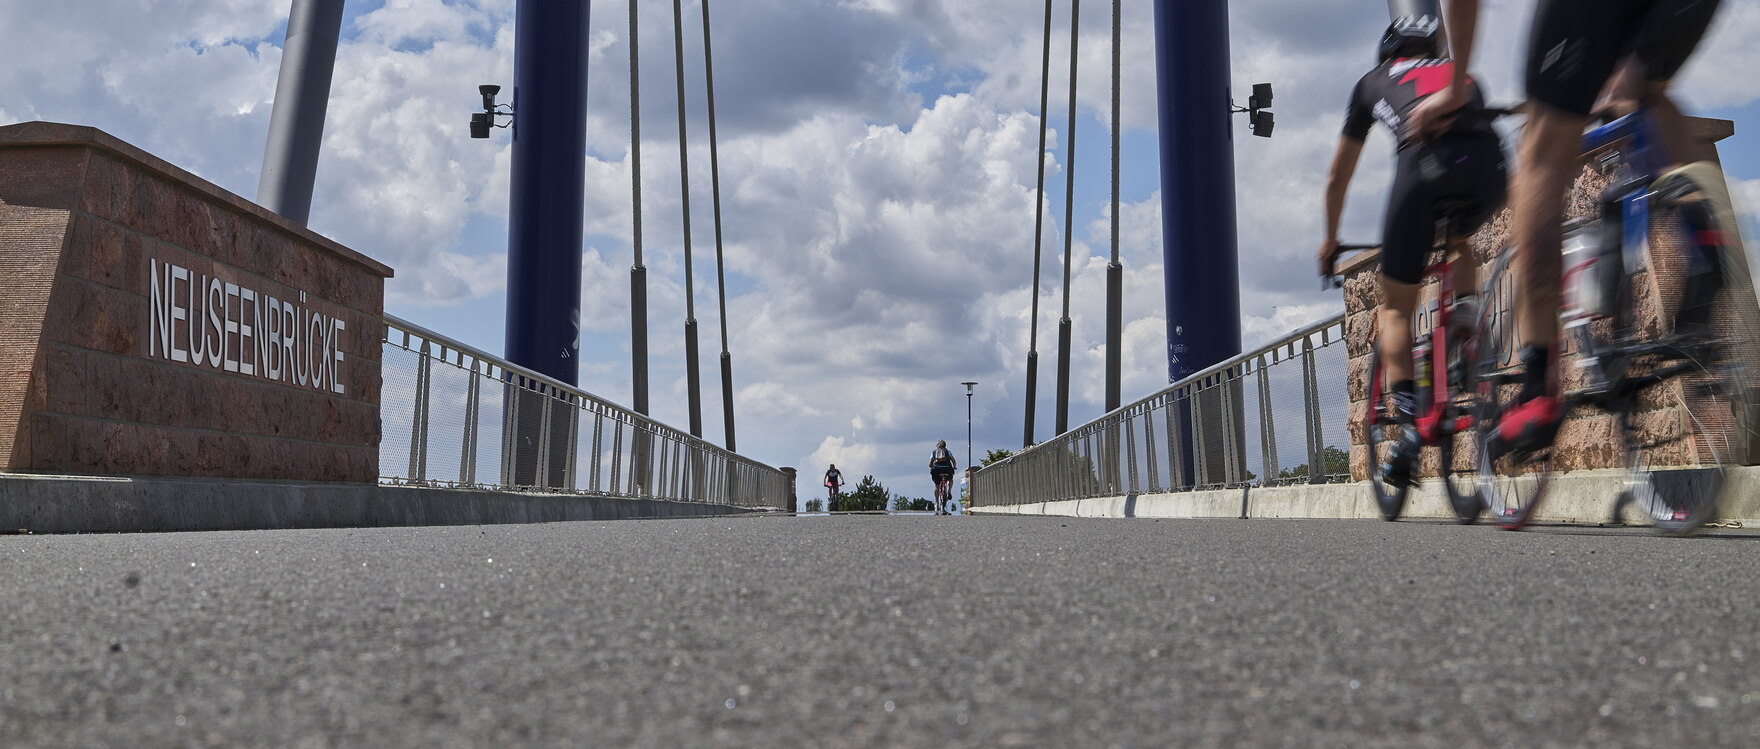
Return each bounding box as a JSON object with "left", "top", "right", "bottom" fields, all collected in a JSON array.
[{"left": 962, "top": 381, "right": 978, "bottom": 393}]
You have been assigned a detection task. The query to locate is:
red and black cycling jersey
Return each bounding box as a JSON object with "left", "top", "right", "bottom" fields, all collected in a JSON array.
[{"left": 1343, "top": 57, "right": 1495, "bottom": 149}]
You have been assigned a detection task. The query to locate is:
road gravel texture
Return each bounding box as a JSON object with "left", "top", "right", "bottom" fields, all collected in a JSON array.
[{"left": 3, "top": 516, "right": 1758, "bottom": 747}]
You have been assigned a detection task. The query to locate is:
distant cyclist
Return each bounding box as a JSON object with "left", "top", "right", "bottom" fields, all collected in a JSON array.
[
  {"left": 928, "top": 440, "right": 957, "bottom": 515},
  {"left": 1407, "top": 0, "right": 1724, "bottom": 458},
  {"left": 823, "top": 464, "right": 844, "bottom": 506},
  {"left": 1317, "top": 1, "right": 1507, "bottom": 487}
]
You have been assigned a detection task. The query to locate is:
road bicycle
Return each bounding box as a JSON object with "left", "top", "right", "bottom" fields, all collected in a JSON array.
[
  {"left": 1331, "top": 211, "right": 1486, "bottom": 524},
  {"left": 1470, "top": 107, "right": 1754, "bottom": 535},
  {"left": 933, "top": 475, "right": 953, "bottom": 515}
]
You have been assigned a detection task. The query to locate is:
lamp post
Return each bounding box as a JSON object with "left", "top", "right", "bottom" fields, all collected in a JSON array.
[{"left": 961, "top": 382, "right": 978, "bottom": 469}]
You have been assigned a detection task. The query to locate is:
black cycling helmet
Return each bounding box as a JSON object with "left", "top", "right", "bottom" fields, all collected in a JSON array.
[{"left": 1380, "top": 0, "right": 1442, "bottom": 62}]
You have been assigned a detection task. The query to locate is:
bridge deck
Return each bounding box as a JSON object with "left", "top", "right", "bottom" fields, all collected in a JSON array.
[{"left": 5, "top": 516, "right": 1757, "bottom": 746}]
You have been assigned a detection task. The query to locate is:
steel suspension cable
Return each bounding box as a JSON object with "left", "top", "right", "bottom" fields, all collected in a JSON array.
[
  {"left": 671, "top": 0, "right": 703, "bottom": 438},
  {"left": 1054, "top": 0, "right": 1080, "bottom": 436},
  {"left": 700, "top": 0, "right": 736, "bottom": 452},
  {"left": 1024, "top": 0, "right": 1054, "bottom": 448},
  {"left": 630, "top": 0, "right": 650, "bottom": 417},
  {"left": 1104, "top": 0, "right": 1122, "bottom": 413}
]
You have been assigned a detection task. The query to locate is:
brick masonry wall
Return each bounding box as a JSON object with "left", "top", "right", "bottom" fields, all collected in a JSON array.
[
  {"left": 0, "top": 122, "right": 393, "bottom": 483},
  {"left": 1342, "top": 118, "right": 1755, "bottom": 481}
]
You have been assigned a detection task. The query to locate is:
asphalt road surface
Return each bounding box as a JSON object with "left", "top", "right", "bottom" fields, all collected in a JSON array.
[{"left": 4, "top": 515, "right": 1759, "bottom": 747}]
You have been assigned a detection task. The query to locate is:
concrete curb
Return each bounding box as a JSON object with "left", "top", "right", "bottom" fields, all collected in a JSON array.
[
  {"left": 0, "top": 473, "right": 766, "bottom": 534},
  {"left": 972, "top": 467, "right": 1760, "bottom": 526}
]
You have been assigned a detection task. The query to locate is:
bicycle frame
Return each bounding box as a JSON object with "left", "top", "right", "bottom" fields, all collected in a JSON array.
[
  {"left": 1562, "top": 111, "right": 1662, "bottom": 332},
  {"left": 1365, "top": 251, "right": 1476, "bottom": 445}
]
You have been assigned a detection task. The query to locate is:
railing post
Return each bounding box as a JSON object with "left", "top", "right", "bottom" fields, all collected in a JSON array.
[
  {"left": 1192, "top": 384, "right": 1209, "bottom": 488},
  {"left": 1166, "top": 394, "right": 1184, "bottom": 490},
  {"left": 461, "top": 358, "right": 481, "bottom": 486},
  {"left": 588, "top": 408, "right": 604, "bottom": 493},
  {"left": 409, "top": 340, "right": 432, "bottom": 483},
  {"left": 534, "top": 384, "right": 553, "bottom": 488},
  {"left": 1301, "top": 335, "right": 1324, "bottom": 484},
  {"left": 1257, "top": 355, "right": 1276, "bottom": 485},
  {"left": 1221, "top": 370, "right": 1241, "bottom": 486},
  {"left": 1125, "top": 409, "right": 1140, "bottom": 494},
  {"left": 1143, "top": 402, "right": 1161, "bottom": 492},
  {"left": 609, "top": 419, "right": 625, "bottom": 495}
]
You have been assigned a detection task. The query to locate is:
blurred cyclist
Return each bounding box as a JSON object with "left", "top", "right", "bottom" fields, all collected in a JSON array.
[
  {"left": 1408, "top": 0, "right": 1724, "bottom": 458},
  {"left": 1318, "top": 1, "right": 1507, "bottom": 487}
]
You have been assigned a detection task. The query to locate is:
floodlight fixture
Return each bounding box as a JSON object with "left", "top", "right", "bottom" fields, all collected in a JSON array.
[
  {"left": 1249, "top": 83, "right": 1273, "bottom": 111},
  {"left": 1251, "top": 110, "right": 1275, "bottom": 138},
  {"left": 468, "top": 83, "right": 514, "bottom": 139},
  {"left": 1231, "top": 81, "right": 1275, "bottom": 139}
]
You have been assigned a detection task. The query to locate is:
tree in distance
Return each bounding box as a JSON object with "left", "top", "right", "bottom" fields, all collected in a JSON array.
[
  {"left": 833, "top": 476, "right": 890, "bottom": 512},
  {"left": 982, "top": 448, "right": 1014, "bottom": 466},
  {"left": 893, "top": 496, "right": 934, "bottom": 512}
]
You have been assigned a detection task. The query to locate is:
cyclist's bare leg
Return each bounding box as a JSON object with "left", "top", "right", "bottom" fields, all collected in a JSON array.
[
  {"left": 1595, "top": 60, "right": 1714, "bottom": 166},
  {"left": 1379, "top": 273, "right": 1421, "bottom": 385},
  {"left": 1512, "top": 100, "right": 1589, "bottom": 354}
]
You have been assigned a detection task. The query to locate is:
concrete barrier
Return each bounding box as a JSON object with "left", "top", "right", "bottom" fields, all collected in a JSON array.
[
  {"left": 0, "top": 473, "right": 763, "bottom": 534},
  {"left": 970, "top": 466, "right": 1760, "bottom": 526}
]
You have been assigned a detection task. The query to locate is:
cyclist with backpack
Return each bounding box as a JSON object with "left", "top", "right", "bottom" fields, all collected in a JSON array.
[
  {"left": 928, "top": 441, "right": 958, "bottom": 515},
  {"left": 1317, "top": 0, "right": 1508, "bottom": 487}
]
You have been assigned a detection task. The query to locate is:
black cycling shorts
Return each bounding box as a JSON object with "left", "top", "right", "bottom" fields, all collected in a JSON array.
[
  {"left": 931, "top": 467, "right": 954, "bottom": 485},
  {"left": 1527, "top": 0, "right": 1722, "bottom": 116},
  {"left": 1381, "top": 133, "right": 1508, "bottom": 285}
]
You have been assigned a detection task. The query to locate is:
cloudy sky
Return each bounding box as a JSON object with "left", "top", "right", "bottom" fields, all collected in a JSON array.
[{"left": 6, "top": 0, "right": 1759, "bottom": 499}]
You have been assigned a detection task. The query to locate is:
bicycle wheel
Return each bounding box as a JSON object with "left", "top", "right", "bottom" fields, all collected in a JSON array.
[
  {"left": 1365, "top": 343, "right": 1413, "bottom": 520},
  {"left": 1597, "top": 193, "right": 1755, "bottom": 535},
  {"left": 1438, "top": 309, "right": 1483, "bottom": 524},
  {"left": 1472, "top": 249, "right": 1554, "bottom": 530}
]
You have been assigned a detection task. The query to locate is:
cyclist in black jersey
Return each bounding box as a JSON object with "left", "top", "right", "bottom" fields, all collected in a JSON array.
[
  {"left": 1318, "top": 6, "right": 1507, "bottom": 487},
  {"left": 1409, "top": 0, "right": 1724, "bottom": 458}
]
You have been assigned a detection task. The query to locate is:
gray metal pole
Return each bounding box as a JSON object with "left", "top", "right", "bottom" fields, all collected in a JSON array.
[
  {"left": 964, "top": 383, "right": 976, "bottom": 468},
  {"left": 1024, "top": 0, "right": 1054, "bottom": 449},
  {"left": 257, "top": 0, "right": 346, "bottom": 225},
  {"left": 671, "top": 0, "right": 703, "bottom": 438},
  {"left": 1054, "top": 0, "right": 1080, "bottom": 437},
  {"left": 701, "top": 0, "right": 737, "bottom": 452},
  {"left": 1104, "top": 0, "right": 1123, "bottom": 413},
  {"left": 630, "top": 0, "right": 650, "bottom": 416}
]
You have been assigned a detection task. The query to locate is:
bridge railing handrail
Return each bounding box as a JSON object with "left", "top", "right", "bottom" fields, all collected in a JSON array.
[
  {"left": 379, "top": 313, "right": 790, "bottom": 509},
  {"left": 972, "top": 313, "right": 1349, "bottom": 506}
]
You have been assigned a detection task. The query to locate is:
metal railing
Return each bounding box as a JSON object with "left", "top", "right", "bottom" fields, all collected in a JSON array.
[
  {"left": 379, "top": 315, "right": 789, "bottom": 509},
  {"left": 973, "top": 314, "right": 1350, "bottom": 507}
]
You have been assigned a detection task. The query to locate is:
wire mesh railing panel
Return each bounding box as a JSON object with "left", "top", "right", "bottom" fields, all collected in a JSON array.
[
  {"left": 1312, "top": 333, "right": 1352, "bottom": 482},
  {"left": 1263, "top": 351, "right": 1314, "bottom": 485},
  {"left": 971, "top": 315, "right": 1347, "bottom": 507},
  {"left": 421, "top": 359, "right": 475, "bottom": 486},
  {"left": 473, "top": 377, "right": 508, "bottom": 487},
  {"left": 1239, "top": 363, "right": 1269, "bottom": 487},
  {"left": 379, "top": 343, "right": 421, "bottom": 483},
  {"left": 379, "top": 316, "right": 789, "bottom": 509}
]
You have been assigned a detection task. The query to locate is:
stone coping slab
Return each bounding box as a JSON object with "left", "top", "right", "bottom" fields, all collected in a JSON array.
[
  {"left": 971, "top": 466, "right": 1760, "bottom": 527},
  {"left": 0, "top": 473, "right": 762, "bottom": 534}
]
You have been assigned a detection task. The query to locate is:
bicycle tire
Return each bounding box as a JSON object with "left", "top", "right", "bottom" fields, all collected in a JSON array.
[
  {"left": 1472, "top": 248, "right": 1554, "bottom": 530},
  {"left": 1365, "top": 343, "right": 1412, "bottom": 521},
  {"left": 1439, "top": 310, "right": 1484, "bottom": 525}
]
